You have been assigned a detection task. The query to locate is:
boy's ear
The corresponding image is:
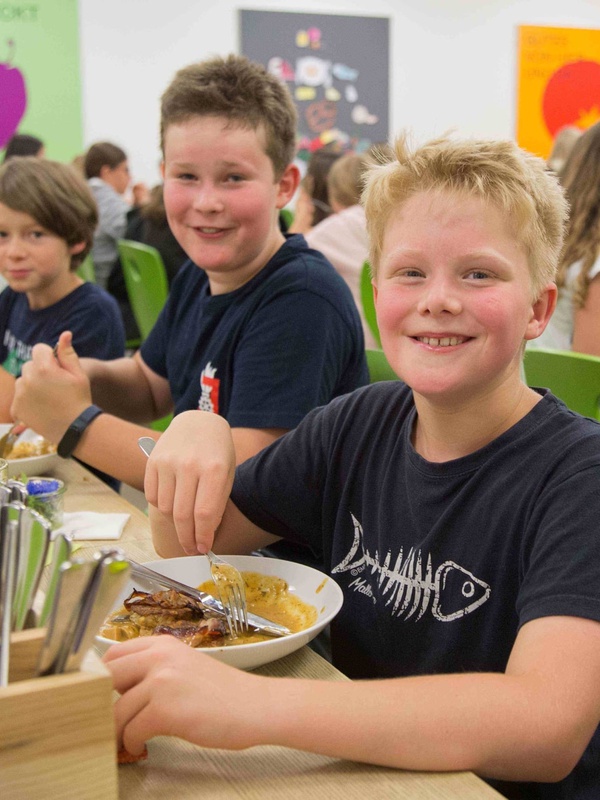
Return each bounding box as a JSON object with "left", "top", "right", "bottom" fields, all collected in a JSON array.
[
  {"left": 275, "top": 163, "right": 301, "bottom": 209},
  {"left": 160, "top": 161, "right": 165, "bottom": 180},
  {"left": 524, "top": 282, "right": 558, "bottom": 342},
  {"left": 69, "top": 241, "right": 87, "bottom": 257}
]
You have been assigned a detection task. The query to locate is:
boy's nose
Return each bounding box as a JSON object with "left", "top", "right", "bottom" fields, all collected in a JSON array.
[
  {"left": 416, "top": 278, "right": 462, "bottom": 316},
  {"left": 191, "top": 185, "right": 225, "bottom": 214},
  {"left": 5, "top": 237, "right": 26, "bottom": 258}
]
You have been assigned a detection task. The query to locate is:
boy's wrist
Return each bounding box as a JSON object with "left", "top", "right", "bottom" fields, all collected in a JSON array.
[{"left": 57, "top": 404, "right": 104, "bottom": 458}]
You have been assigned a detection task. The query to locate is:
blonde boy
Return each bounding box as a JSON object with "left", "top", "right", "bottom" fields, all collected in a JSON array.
[{"left": 105, "top": 134, "right": 600, "bottom": 799}]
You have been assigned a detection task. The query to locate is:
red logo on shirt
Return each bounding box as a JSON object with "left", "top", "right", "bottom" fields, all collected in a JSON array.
[{"left": 198, "top": 361, "right": 220, "bottom": 414}]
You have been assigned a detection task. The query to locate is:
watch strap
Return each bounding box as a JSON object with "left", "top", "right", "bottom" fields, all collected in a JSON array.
[{"left": 57, "top": 405, "right": 104, "bottom": 459}]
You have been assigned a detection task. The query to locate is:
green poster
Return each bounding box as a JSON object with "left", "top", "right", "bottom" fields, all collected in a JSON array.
[{"left": 0, "top": 0, "right": 83, "bottom": 161}]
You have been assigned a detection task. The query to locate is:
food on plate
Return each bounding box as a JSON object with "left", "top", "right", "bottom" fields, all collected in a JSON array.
[
  {"left": 6, "top": 438, "right": 56, "bottom": 460},
  {"left": 101, "top": 571, "right": 317, "bottom": 647}
]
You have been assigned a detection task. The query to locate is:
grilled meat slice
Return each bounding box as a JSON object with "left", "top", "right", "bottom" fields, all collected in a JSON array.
[{"left": 153, "top": 617, "right": 228, "bottom": 647}]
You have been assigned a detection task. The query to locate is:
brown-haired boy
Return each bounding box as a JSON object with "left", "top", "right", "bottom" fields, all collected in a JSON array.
[
  {"left": 0, "top": 157, "right": 124, "bottom": 421},
  {"left": 12, "top": 55, "right": 366, "bottom": 488},
  {"left": 107, "top": 133, "right": 600, "bottom": 799}
]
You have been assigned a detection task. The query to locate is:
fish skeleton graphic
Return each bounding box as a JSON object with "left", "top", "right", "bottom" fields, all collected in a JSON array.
[{"left": 332, "top": 514, "right": 491, "bottom": 622}]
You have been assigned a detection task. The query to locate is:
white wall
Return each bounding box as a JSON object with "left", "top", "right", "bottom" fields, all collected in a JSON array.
[{"left": 78, "top": 0, "right": 600, "bottom": 186}]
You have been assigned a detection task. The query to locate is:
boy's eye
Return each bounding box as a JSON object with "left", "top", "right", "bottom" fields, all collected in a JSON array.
[
  {"left": 28, "top": 230, "right": 45, "bottom": 240},
  {"left": 177, "top": 173, "right": 196, "bottom": 181},
  {"left": 225, "top": 173, "right": 244, "bottom": 183},
  {"left": 466, "top": 270, "right": 491, "bottom": 280}
]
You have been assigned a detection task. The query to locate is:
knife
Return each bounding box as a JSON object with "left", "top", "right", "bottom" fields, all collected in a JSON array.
[
  {"left": 0, "top": 517, "right": 19, "bottom": 686},
  {"left": 64, "top": 549, "right": 130, "bottom": 673},
  {"left": 38, "top": 532, "right": 72, "bottom": 628},
  {"left": 13, "top": 508, "right": 51, "bottom": 631},
  {"left": 36, "top": 558, "right": 96, "bottom": 676}
]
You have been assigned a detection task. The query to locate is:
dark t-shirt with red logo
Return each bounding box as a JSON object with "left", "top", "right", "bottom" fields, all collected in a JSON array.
[{"left": 141, "top": 234, "right": 368, "bottom": 426}]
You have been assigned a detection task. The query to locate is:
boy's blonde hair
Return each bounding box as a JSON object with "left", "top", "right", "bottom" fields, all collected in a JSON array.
[
  {"left": 160, "top": 54, "right": 298, "bottom": 179},
  {"left": 0, "top": 157, "right": 98, "bottom": 270},
  {"left": 362, "top": 133, "right": 568, "bottom": 298}
]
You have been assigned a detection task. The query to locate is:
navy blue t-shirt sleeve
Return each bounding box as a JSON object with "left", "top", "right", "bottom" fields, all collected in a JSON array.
[{"left": 226, "top": 289, "right": 359, "bottom": 429}]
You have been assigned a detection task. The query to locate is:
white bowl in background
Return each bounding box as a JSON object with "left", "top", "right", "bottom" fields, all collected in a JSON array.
[
  {"left": 95, "top": 554, "right": 343, "bottom": 670},
  {"left": 0, "top": 424, "right": 59, "bottom": 479}
]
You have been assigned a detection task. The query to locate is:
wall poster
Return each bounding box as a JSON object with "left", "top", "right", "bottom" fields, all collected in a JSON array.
[
  {"left": 239, "top": 10, "right": 389, "bottom": 160},
  {"left": 516, "top": 25, "right": 600, "bottom": 158},
  {"left": 0, "top": 0, "right": 83, "bottom": 161}
]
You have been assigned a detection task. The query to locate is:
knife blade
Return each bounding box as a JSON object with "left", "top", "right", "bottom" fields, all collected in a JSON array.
[
  {"left": 13, "top": 508, "right": 51, "bottom": 631},
  {"left": 38, "top": 532, "right": 72, "bottom": 628},
  {"left": 0, "top": 517, "right": 19, "bottom": 686}
]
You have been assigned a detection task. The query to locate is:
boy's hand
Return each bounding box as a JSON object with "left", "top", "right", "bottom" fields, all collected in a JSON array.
[
  {"left": 144, "top": 410, "right": 236, "bottom": 555},
  {"left": 12, "top": 331, "right": 93, "bottom": 443},
  {"left": 104, "top": 636, "right": 261, "bottom": 755}
]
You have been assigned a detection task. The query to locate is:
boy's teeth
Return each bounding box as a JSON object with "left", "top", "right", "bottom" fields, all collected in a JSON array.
[
  {"left": 200, "top": 227, "right": 220, "bottom": 233},
  {"left": 419, "top": 336, "right": 463, "bottom": 347}
]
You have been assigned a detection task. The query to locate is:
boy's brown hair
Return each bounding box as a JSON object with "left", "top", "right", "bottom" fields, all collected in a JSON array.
[
  {"left": 84, "top": 141, "right": 127, "bottom": 179},
  {"left": 0, "top": 157, "right": 98, "bottom": 269},
  {"left": 327, "top": 152, "right": 368, "bottom": 209},
  {"left": 160, "top": 54, "right": 298, "bottom": 178},
  {"left": 362, "top": 133, "right": 569, "bottom": 298}
]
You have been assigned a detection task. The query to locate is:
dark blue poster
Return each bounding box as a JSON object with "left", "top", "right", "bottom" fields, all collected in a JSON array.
[{"left": 239, "top": 10, "right": 389, "bottom": 160}]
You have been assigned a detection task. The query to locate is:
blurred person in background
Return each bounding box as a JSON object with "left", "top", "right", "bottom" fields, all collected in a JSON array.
[
  {"left": 546, "top": 125, "right": 582, "bottom": 175},
  {"left": 530, "top": 121, "right": 600, "bottom": 356},
  {"left": 2, "top": 133, "right": 45, "bottom": 162},
  {"left": 288, "top": 147, "right": 342, "bottom": 234},
  {"left": 84, "top": 141, "right": 149, "bottom": 287}
]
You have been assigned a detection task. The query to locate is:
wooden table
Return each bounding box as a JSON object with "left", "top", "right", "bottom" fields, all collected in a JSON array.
[{"left": 52, "top": 459, "right": 504, "bottom": 799}]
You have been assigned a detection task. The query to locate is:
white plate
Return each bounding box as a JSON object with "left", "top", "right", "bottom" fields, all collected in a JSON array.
[
  {"left": 95, "top": 555, "right": 343, "bottom": 670},
  {"left": 0, "top": 424, "right": 59, "bottom": 479}
]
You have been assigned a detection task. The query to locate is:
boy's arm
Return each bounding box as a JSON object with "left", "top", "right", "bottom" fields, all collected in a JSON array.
[
  {"left": 106, "top": 614, "right": 600, "bottom": 783},
  {"left": 572, "top": 274, "right": 600, "bottom": 357},
  {"left": 0, "top": 367, "right": 15, "bottom": 422},
  {"left": 12, "top": 333, "right": 173, "bottom": 489}
]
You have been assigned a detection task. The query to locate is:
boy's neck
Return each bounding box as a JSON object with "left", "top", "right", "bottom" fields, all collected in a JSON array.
[
  {"left": 411, "top": 381, "right": 541, "bottom": 463},
  {"left": 26, "top": 272, "right": 83, "bottom": 311}
]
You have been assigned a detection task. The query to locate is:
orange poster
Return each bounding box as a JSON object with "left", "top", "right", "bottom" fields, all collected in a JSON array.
[{"left": 516, "top": 25, "right": 600, "bottom": 158}]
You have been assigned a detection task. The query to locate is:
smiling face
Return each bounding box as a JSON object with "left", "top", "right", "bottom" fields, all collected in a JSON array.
[
  {"left": 162, "top": 116, "right": 298, "bottom": 294},
  {"left": 374, "top": 190, "right": 556, "bottom": 406},
  {"left": 0, "top": 204, "right": 83, "bottom": 309}
]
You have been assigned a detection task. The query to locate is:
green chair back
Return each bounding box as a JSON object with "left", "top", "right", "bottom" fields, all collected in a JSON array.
[
  {"left": 524, "top": 347, "right": 600, "bottom": 421},
  {"left": 77, "top": 254, "right": 96, "bottom": 283},
  {"left": 366, "top": 348, "right": 397, "bottom": 383},
  {"left": 118, "top": 239, "right": 169, "bottom": 342},
  {"left": 360, "top": 261, "right": 381, "bottom": 348},
  {"left": 279, "top": 207, "right": 294, "bottom": 230}
]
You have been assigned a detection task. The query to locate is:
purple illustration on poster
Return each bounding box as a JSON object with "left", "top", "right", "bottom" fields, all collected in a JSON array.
[
  {"left": 0, "top": 40, "right": 27, "bottom": 148},
  {"left": 239, "top": 10, "right": 389, "bottom": 160}
]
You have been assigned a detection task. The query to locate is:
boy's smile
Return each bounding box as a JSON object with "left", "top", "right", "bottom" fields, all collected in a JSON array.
[
  {"left": 162, "top": 116, "right": 297, "bottom": 295},
  {"left": 0, "top": 204, "right": 82, "bottom": 309},
  {"left": 374, "top": 190, "right": 554, "bottom": 407}
]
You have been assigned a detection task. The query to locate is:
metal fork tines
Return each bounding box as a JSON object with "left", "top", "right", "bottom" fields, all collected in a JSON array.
[{"left": 206, "top": 551, "right": 249, "bottom": 638}]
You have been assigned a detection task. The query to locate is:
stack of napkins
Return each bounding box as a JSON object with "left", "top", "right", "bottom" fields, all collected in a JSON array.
[{"left": 52, "top": 511, "right": 130, "bottom": 541}]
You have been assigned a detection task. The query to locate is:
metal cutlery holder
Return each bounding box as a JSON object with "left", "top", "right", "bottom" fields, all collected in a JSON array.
[
  {"left": 0, "top": 487, "right": 126, "bottom": 799},
  {"left": 0, "top": 629, "right": 118, "bottom": 800}
]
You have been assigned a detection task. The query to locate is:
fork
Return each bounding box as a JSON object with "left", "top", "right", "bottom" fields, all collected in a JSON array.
[
  {"left": 137, "top": 436, "right": 249, "bottom": 638},
  {"left": 206, "top": 550, "right": 249, "bottom": 638},
  {"left": 0, "top": 421, "right": 26, "bottom": 459}
]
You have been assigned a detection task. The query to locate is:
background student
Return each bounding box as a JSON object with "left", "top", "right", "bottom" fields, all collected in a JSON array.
[{"left": 0, "top": 156, "right": 125, "bottom": 421}]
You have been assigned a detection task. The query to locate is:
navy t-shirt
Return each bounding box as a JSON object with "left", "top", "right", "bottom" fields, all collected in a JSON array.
[
  {"left": 141, "top": 234, "right": 368, "bottom": 426},
  {"left": 0, "top": 282, "right": 125, "bottom": 375},
  {"left": 232, "top": 382, "right": 600, "bottom": 800}
]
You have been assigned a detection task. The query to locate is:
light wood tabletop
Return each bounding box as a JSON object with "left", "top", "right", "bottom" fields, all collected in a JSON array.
[{"left": 49, "top": 458, "right": 504, "bottom": 799}]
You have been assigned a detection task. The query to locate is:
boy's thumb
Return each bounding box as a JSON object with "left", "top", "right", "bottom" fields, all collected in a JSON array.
[{"left": 54, "top": 331, "right": 80, "bottom": 373}]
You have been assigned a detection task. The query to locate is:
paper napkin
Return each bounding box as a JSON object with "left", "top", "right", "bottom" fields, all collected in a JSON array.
[{"left": 52, "top": 510, "right": 130, "bottom": 541}]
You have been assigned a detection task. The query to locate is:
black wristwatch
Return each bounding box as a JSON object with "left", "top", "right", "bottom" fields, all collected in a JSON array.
[{"left": 57, "top": 405, "right": 104, "bottom": 459}]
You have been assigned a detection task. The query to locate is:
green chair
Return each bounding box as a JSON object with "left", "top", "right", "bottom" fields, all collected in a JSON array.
[
  {"left": 523, "top": 347, "right": 600, "bottom": 421},
  {"left": 76, "top": 254, "right": 96, "bottom": 283},
  {"left": 279, "top": 207, "right": 294, "bottom": 230},
  {"left": 360, "top": 261, "right": 381, "bottom": 348},
  {"left": 118, "top": 239, "right": 169, "bottom": 342},
  {"left": 366, "top": 348, "right": 397, "bottom": 383}
]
